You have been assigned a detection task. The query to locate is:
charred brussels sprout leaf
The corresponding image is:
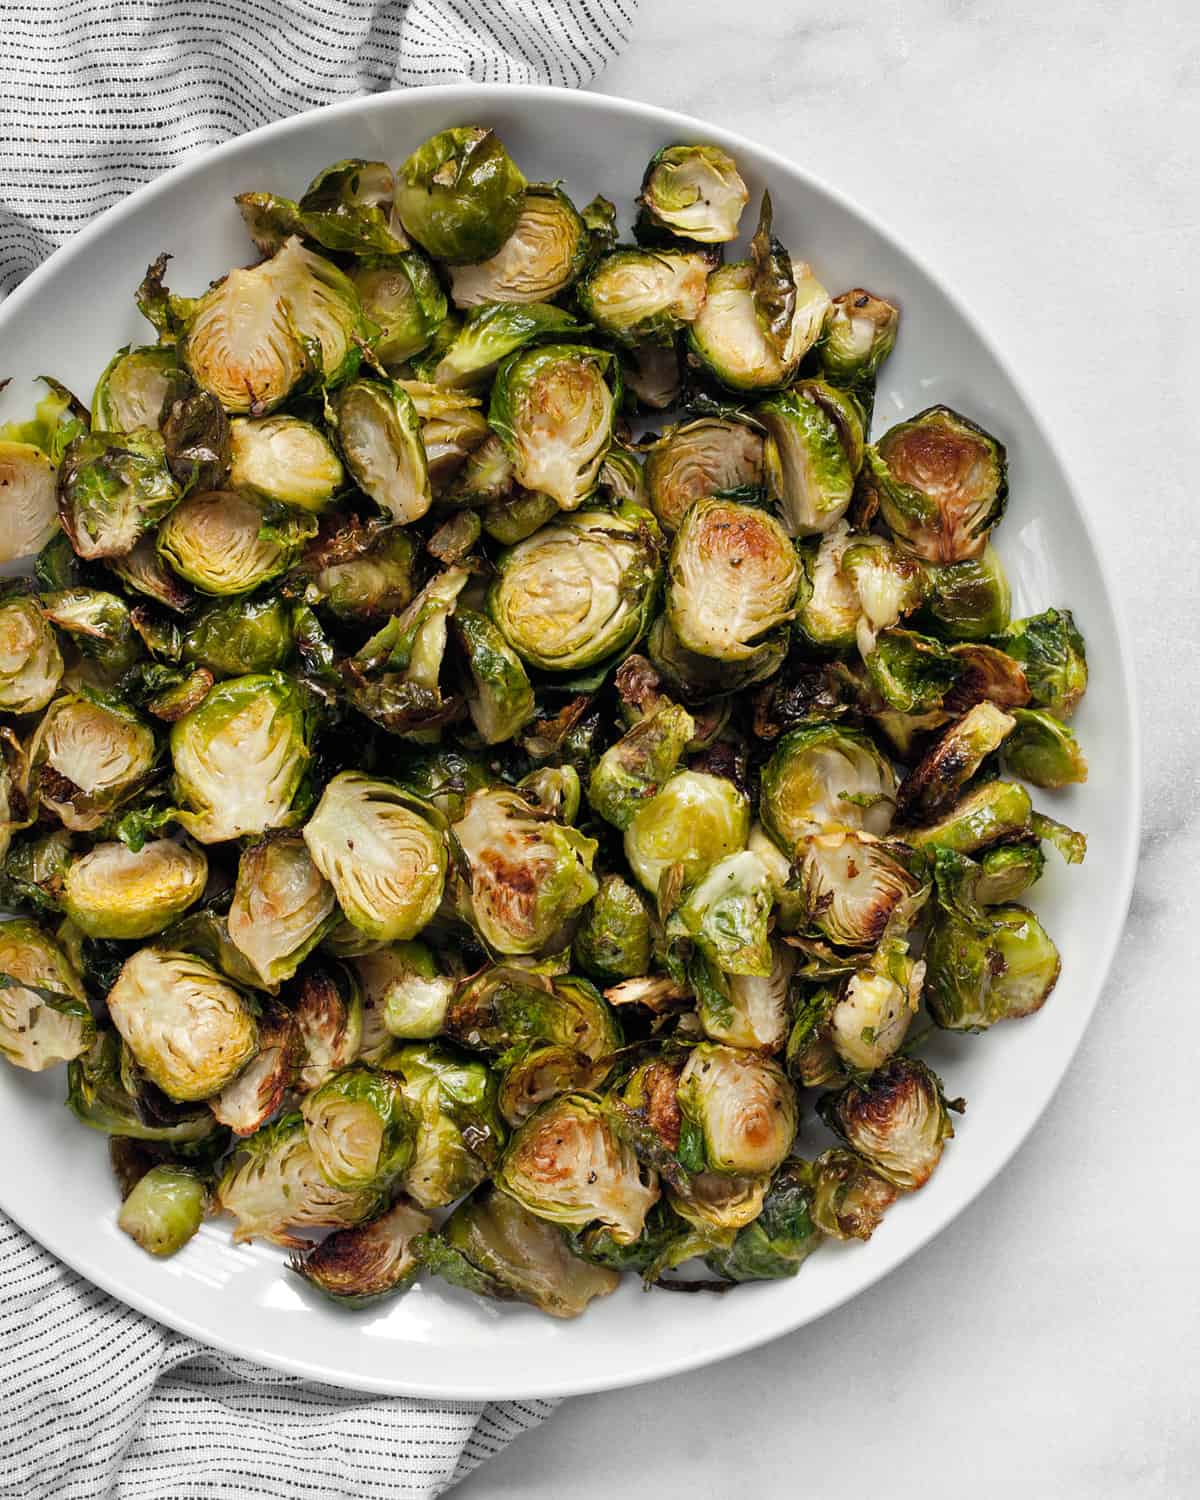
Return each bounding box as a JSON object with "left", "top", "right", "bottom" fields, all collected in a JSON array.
[
  {"left": 395, "top": 126, "right": 526, "bottom": 264},
  {"left": 999, "top": 609, "right": 1088, "bottom": 718},
  {"left": 293, "top": 961, "right": 364, "bottom": 1093},
  {"left": 58, "top": 430, "right": 180, "bottom": 560},
  {"left": 210, "top": 1002, "right": 299, "bottom": 1136},
  {"left": 0, "top": 919, "right": 93, "bottom": 1072},
  {"left": 818, "top": 1056, "right": 955, "bottom": 1191},
  {"left": 117, "top": 1164, "right": 207, "bottom": 1257},
  {"left": 704, "top": 1162, "right": 820, "bottom": 1282},
  {"left": 449, "top": 185, "right": 588, "bottom": 307},
  {"left": 576, "top": 248, "right": 712, "bottom": 346},
  {"left": 637, "top": 144, "right": 748, "bottom": 244},
  {"left": 290, "top": 1199, "right": 432, "bottom": 1307},
  {"left": 799, "top": 831, "right": 919, "bottom": 950},
  {"left": 62, "top": 838, "right": 206, "bottom": 940}
]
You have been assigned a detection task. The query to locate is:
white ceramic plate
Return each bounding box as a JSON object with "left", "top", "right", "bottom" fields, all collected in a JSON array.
[{"left": 0, "top": 84, "right": 1139, "bottom": 1400}]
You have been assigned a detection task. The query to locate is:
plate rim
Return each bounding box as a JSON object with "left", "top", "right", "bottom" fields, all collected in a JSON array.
[{"left": 0, "top": 81, "right": 1143, "bottom": 1400}]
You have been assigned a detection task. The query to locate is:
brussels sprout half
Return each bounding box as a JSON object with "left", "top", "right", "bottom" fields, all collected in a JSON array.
[
  {"left": 901, "top": 779, "right": 1033, "bottom": 855},
  {"left": 290, "top": 1198, "right": 433, "bottom": 1307},
  {"left": 647, "top": 611, "right": 786, "bottom": 704},
  {"left": 351, "top": 250, "right": 447, "bottom": 365},
  {"left": 818, "top": 1056, "right": 955, "bottom": 1191},
  {"left": 624, "top": 769, "right": 750, "bottom": 897},
  {"left": 180, "top": 594, "right": 294, "bottom": 678},
  {"left": 896, "top": 701, "right": 1017, "bottom": 822},
  {"left": 452, "top": 608, "right": 535, "bottom": 745},
  {"left": 228, "top": 416, "right": 344, "bottom": 512},
  {"left": 487, "top": 504, "right": 662, "bottom": 674},
  {"left": 353, "top": 941, "right": 450, "bottom": 1044},
  {"left": 381, "top": 1041, "right": 503, "bottom": 1209},
  {"left": 0, "top": 918, "right": 93, "bottom": 1072},
  {"left": 688, "top": 256, "right": 830, "bottom": 392},
  {"left": 304, "top": 522, "right": 418, "bottom": 623},
  {"left": 0, "top": 442, "right": 60, "bottom": 564},
  {"left": 449, "top": 185, "right": 588, "bottom": 306},
  {"left": 210, "top": 1002, "right": 300, "bottom": 1136},
  {"left": 704, "top": 1161, "right": 821, "bottom": 1283},
  {"left": 676, "top": 1043, "right": 797, "bottom": 1178},
  {"left": 998, "top": 608, "right": 1088, "bottom": 718},
  {"left": 644, "top": 417, "right": 764, "bottom": 534},
  {"left": 303, "top": 771, "right": 446, "bottom": 944},
  {"left": 576, "top": 248, "right": 712, "bottom": 346},
  {"left": 758, "top": 382, "right": 860, "bottom": 537},
  {"left": 117, "top": 1164, "right": 208, "bottom": 1257},
  {"left": 395, "top": 126, "right": 526, "bottom": 264},
  {"left": 1003, "top": 707, "right": 1088, "bottom": 788},
  {"left": 799, "top": 831, "right": 919, "bottom": 950},
  {"left": 28, "top": 695, "right": 157, "bottom": 833},
  {"left": 293, "top": 961, "right": 364, "bottom": 1093},
  {"left": 587, "top": 701, "right": 694, "bottom": 831},
  {"left": 62, "top": 839, "right": 207, "bottom": 940},
  {"left": 158, "top": 490, "right": 309, "bottom": 596},
  {"left": 806, "top": 1147, "right": 898, "bottom": 1241},
  {"left": 925, "top": 902, "right": 1060, "bottom": 1030},
  {"left": 58, "top": 431, "right": 180, "bottom": 561},
  {"left": 637, "top": 144, "right": 749, "bottom": 244},
  {"left": 226, "top": 835, "right": 337, "bottom": 990},
  {"left": 171, "top": 672, "right": 311, "bottom": 844},
  {"left": 301, "top": 1063, "right": 417, "bottom": 1189},
  {"left": 445, "top": 967, "right": 620, "bottom": 1064},
  {"left": 673, "top": 850, "right": 776, "bottom": 977},
  {"left": 759, "top": 723, "right": 897, "bottom": 853},
  {"left": 0, "top": 596, "right": 63, "bottom": 714},
  {"left": 696, "top": 939, "right": 796, "bottom": 1052},
  {"left": 920, "top": 544, "right": 1012, "bottom": 640},
  {"left": 488, "top": 344, "right": 617, "bottom": 512},
  {"left": 238, "top": 158, "right": 407, "bottom": 258},
  {"left": 667, "top": 498, "right": 799, "bottom": 663},
  {"left": 334, "top": 379, "right": 432, "bottom": 528},
  {"left": 818, "top": 289, "right": 900, "bottom": 390},
  {"left": 91, "top": 345, "right": 185, "bottom": 433}
]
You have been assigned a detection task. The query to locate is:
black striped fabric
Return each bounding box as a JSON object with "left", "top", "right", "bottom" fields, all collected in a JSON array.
[{"left": 0, "top": 4, "right": 638, "bottom": 1490}]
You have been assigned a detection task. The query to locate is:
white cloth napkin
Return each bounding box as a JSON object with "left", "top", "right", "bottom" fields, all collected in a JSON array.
[{"left": 0, "top": 3, "right": 639, "bottom": 1494}]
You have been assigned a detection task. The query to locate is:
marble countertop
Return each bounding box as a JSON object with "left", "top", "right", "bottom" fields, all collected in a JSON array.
[{"left": 459, "top": 2, "right": 1199, "bottom": 1495}]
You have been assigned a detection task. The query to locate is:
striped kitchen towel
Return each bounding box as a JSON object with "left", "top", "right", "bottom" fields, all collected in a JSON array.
[{"left": 0, "top": 4, "right": 638, "bottom": 1495}]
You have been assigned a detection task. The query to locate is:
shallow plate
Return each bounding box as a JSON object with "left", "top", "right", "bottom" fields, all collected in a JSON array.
[{"left": 0, "top": 84, "right": 1139, "bottom": 1399}]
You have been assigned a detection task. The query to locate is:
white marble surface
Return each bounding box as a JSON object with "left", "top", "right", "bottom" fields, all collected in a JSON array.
[{"left": 459, "top": 2, "right": 1200, "bottom": 1495}]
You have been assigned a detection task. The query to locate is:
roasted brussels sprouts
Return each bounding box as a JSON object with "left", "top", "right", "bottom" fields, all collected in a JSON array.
[
  {"left": 677, "top": 1043, "right": 797, "bottom": 1177},
  {"left": 999, "top": 607, "right": 1088, "bottom": 717},
  {"left": 303, "top": 771, "right": 446, "bottom": 944},
  {"left": 40, "top": 586, "right": 139, "bottom": 676},
  {"left": 0, "top": 596, "right": 63, "bottom": 713},
  {"left": 228, "top": 415, "right": 344, "bottom": 511},
  {"left": 487, "top": 505, "right": 661, "bottom": 673},
  {"left": 973, "top": 841, "right": 1046, "bottom": 903},
  {"left": 799, "top": 831, "right": 919, "bottom": 949},
  {"left": 333, "top": 378, "right": 432, "bottom": 527},
  {"left": 382, "top": 1041, "right": 503, "bottom": 1209},
  {"left": 433, "top": 301, "right": 586, "bottom": 389},
  {"left": 304, "top": 523, "right": 417, "bottom": 623},
  {"left": 704, "top": 1162, "right": 820, "bottom": 1282},
  {"left": 1003, "top": 707, "right": 1088, "bottom": 788},
  {"left": 452, "top": 787, "right": 597, "bottom": 955},
  {"left": 697, "top": 939, "right": 795, "bottom": 1051},
  {"left": 673, "top": 850, "right": 775, "bottom": 977},
  {"left": 637, "top": 144, "right": 748, "bottom": 243},
  {"left": 178, "top": 594, "right": 294, "bottom": 679},
  {"left": 646, "top": 611, "right": 786, "bottom": 703},
  {"left": 806, "top": 1147, "right": 897, "bottom": 1241},
  {"left": 497, "top": 1093, "right": 659, "bottom": 1244},
  {"left": 446, "top": 968, "right": 620, "bottom": 1064},
  {"left": 353, "top": 941, "right": 451, "bottom": 1043},
  {"left": 290, "top": 1198, "right": 432, "bottom": 1307},
  {"left": 587, "top": 702, "right": 694, "bottom": 830},
  {"left": 449, "top": 185, "right": 588, "bottom": 306},
  {"left": 666, "top": 498, "right": 799, "bottom": 662},
  {"left": 819, "top": 1056, "right": 955, "bottom": 1190},
  {"left": 171, "top": 672, "right": 311, "bottom": 844},
  {"left": 106, "top": 947, "right": 257, "bottom": 1102},
  {"left": 210, "top": 1002, "right": 299, "bottom": 1136},
  {"left": 62, "top": 839, "right": 206, "bottom": 940},
  {"left": 488, "top": 344, "right": 617, "bottom": 512},
  {"left": 391, "top": 744, "right": 490, "bottom": 823},
  {"left": 293, "top": 961, "right": 363, "bottom": 1092},
  {"left": 57, "top": 430, "right": 180, "bottom": 561},
  {"left": 117, "top": 1163, "right": 207, "bottom": 1257},
  {"left": 28, "top": 694, "right": 157, "bottom": 832},
  {"left": 644, "top": 417, "right": 764, "bottom": 534},
  {"left": 238, "top": 158, "right": 406, "bottom": 258},
  {"left": 793, "top": 523, "right": 861, "bottom": 652},
  {"left": 925, "top": 899, "right": 1060, "bottom": 1030},
  {"left": 216, "top": 1112, "right": 383, "bottom": 1246},
  {"left": 758, "top": 383, "right": 858, "bottom": 537},
  {"left": 517, "top": 764, "right": 582, "bottom": 824},
  {"left": 829, "top": 941, "right": 924, "bottom": 1072},
  {"left": 226, "top": 835, "right": 336, "bottom": 989},
  {"left": 395, "top": 126, "right": 525, "bottom": 263},
  {"left": 0, "top": 919, "right": 93, "bottom": 1072},
  {"left": 759, "top": 724, "right": 897, "bottom": 853},
  {"left": 896, "top": 701, "right": 1017, "bottom": 821},
  {"left": 90, "top": 345, "right": 181, "bottom": 434},
  {"left": 350, "top": 250, "right": 447, "bottom": 364},
  {"left": 902, "top": 779, "right": 1032, "bottom": 854},
  {"left": 866, "top": 406, "right": 1008, "bottom": 563},
  {"left": 301, "top": 1063, "right": 416, "bottom": 1189},
  {"left": 624, "top": 769, "right": 749, "bottom": 896},
  {"left": 158, "top": 490, "right": 307, "bottom": 596},
  {"left": 481, "top": 488, "right": 558, "bottom": 545},
  {"left": 818, "top": 289, "right": 900, "bottom": 391},
  {"left": 0, "top": 441, "right": 60, "bottom": 563},
  {"left": 106, "top": 534, "right": 192, "bottom": 613},
  {"left": 920, "top": 544, "right": 1011, "bottom": 640},
  {"left": 576, "top": 248, "right": 712, "bottom": 345},
  {"left": 496, "top": 1041, "right": 610, "bottom": 1129},
  {"left": 840, "top": 534, "right": 927, "bottom": 655},
  {"left": 452, "top": 608, "right": 535, "bottom": 745},
  {"left": 573, "top": 875, "right": 654, "bottom": 984},
  {"left": 668, "top": 1169, "right": 768, "bottom": 1233}
]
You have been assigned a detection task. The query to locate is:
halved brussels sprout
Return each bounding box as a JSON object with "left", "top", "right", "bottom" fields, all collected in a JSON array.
[
  {"left": 576, "top": 248, "right": 712, "bottom": 345},
  {"left": 158, "top": 490, "right": 307, "bottom": 596},
  {"left": 58, "top": 431, "right": 180, "bottom": 561},
  {"left": 449, "top": 185, "right": 588, "bottom": 306},
  {"left": 226, "top": 835, "right": 336, "bottom": 989},
  {"left": 644, "top": 418, "right": 764, "bottom": 534},
  {"left": 452, "top": 608, "right": 535, "bottom": 745},
  {"left": 446, "top": 967, "right": 621, "bottom": 1063},
  {"left": 637, "top": 144, "right": 748, "bottom": 243},
  {"left": 350, "top": 251, "right": 447, "bottom": 364},
  {"left": 587, "top": 702, "right": 694, "bottom": 830},
  {"left": 488, "top": 344, "right": 617, "bottom": 512},
  {"left": 106, "top": 535, "right": 193, "bottom": 613},
  {"left": 901, "top": 779, "right": 1032, "bottom": 854},
  {"left": 1003, "top": 707, "right": 1088, "bottom": 788},
  {"left": 0, "top": 596, "right": 63, "bottom": 713},
  {"left": 487, "top": 504, "right": 661, "bottom": 673},
  {"left": 496, "top": 1042, "right": 611, "bottom": 1129},
  {"left": 395, "top": 126, "right": 526, "bottom": 263},
  {"left": 863, "top": 627, "right": 964, "bottom": 714},
  {"left": 391, "top": 744, "right": 490, "bottom": 822},
  {"left": 866, "top": 406, "right": 1008, "bottom": 563},
  {"left": 667, "top": 1169, "right": 767, "bottom": 1233},
  {"left": 624, "top": 769, "right": 749, "bottom": 896},
  {"left": 676, "top": 1043, "right": 797, "bottom": 1177},
  {"left": 699, "top": 939, "right": 796, "bottom": 1052},
  {"left": 171, "top": 672, "right": 311, "bottom": 844},
  {"left": 433, "top": 301, "right": 586, "bottom": 390},
  {"left": 480, "top": 488, "right": 557, "bottom": 545},
  {"left": 497, "top": 1093, "right": 659, "bottom": 1244},
  {"left": 621, "top": 340, "right": 682, "bottom": 411},
  {"left": 66, "top": 1028, "right": 216, "bottom": 1141},
  {"left": 0, "top": 918, "right": 93, "bottom": 1071},
  {"left": 181, "top": 237, "right": 365, "bottom": 412},
  {"left": 792, "top": 523, "right": 859, "bottom": 651},
  {"left": 301, "top": 1063, "right": 417, "bottom": 1189},
  {"left": 673, "top": 850, "right": 775, "bottom": 977},
  {"left": 117, "top": 1163, "right": 207, "bottom": 1257},
  {"left": 818, "top": 1056, "right": 954, "bottom": 1190},
  {"left": 0, "top": 442, "right": 59, "bottom": 563},
  {"left": 840, "top": 534, "right": 927, "bottom": 656},
  {"left": 303, "top": 771, "right": 446, "bottom": 944},
  {"left": 353, "top": 941, "right": 450, "bottom": 1043},
  {"left": 896, "top": 701, "right": 1017, "bottom": 821},
  {"left": 925, "top": 902, "right": 1060, "bottom": 1030},
  {"left": 293, "top": 961, "right": 363, "bottom": 1093},
  {"left": 759, "top": 723, "right": 897, "bottom": 853},
  {"left": 210, "top": 1002, "right": 299, "bottom": 1136},
  {"left": 91, "top": 345, "right": 184, "bottom": 433},
  {"left": 829, "top": 944, "right": 924, "bottom": 1071},
  {"left": 420, "top": 402, "right": 492, "bottom": 491},
  {"left": 799, "top": 831, "right": 918, "bottom": 949},
  {"left": 971, "top": 841, "right": 1045, "bottom": 904},
  {"left": 666, "top": 498, "right": 799, "bottom": 662},
  {"left": 238, "top": 158, "right": 406, "bottom": 257},
  {"left": 999, "top": 608, "right": 1088, "bottom": 718},
  {"left": 432, "top": 1183, "right": 620, "bottom": 1317},
  {"left": 818, "top": 289, "right": 900, "bottom": 390},
  {"left": 106, "top": 947, "right": 257, "bottom": 1102},
  {"left": 688, "top": 258, "right": 829, "bottom": 392},
  {"left": 704, "top": 1161, "right": 820, "bottom": 1283},
  {"left": 62, "top": 839, "right": 206, "bottom": 940},
  {"left": 179, "top": 594, "right": 294, "bottom": 678},
  {"left": 806, "top": 1147, "right": 897, "bottom": 1241},
  {"left": 920, "top": 544, "right": 1011, "bottom": 640},
  {"left": 41, "top": 588, "right": 140, "bottom": 679},
  {"left": 216, "top": 1112, "right": 383, "bottom": 1246},
  {"left": 646, "top": 611, "right": 785, "bottom": 703},
  {"left": 758, "top": 384, "right": 857, "bottom": 537},
  {"left": 228, "top": 416, "right": 343, "bottom": 512},
  {"left": 304, "top": 522, "right": 417, "bottom": 623},
  {"left": 333, "top": 379, "right": 432, "bottom": 527},
  {"left": 382, "top": 1040, "right": 504, "bottom": 1208},
  {"left": 28, "top": 695, "right": 157, "bottom": 832},
  {"left": 517, "top": 764, "right": 582, "bottom": 824},
  {"left": 452, "top": 787, "right": 597, "bottom": 956},
  {"left": 290, "top": 1198, "right": 432, "bottom": 1307}
]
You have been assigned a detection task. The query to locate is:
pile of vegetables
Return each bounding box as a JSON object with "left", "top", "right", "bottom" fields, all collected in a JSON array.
[{"left": 0, "top": 127, "right": 1088, "bottom": 1316}]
